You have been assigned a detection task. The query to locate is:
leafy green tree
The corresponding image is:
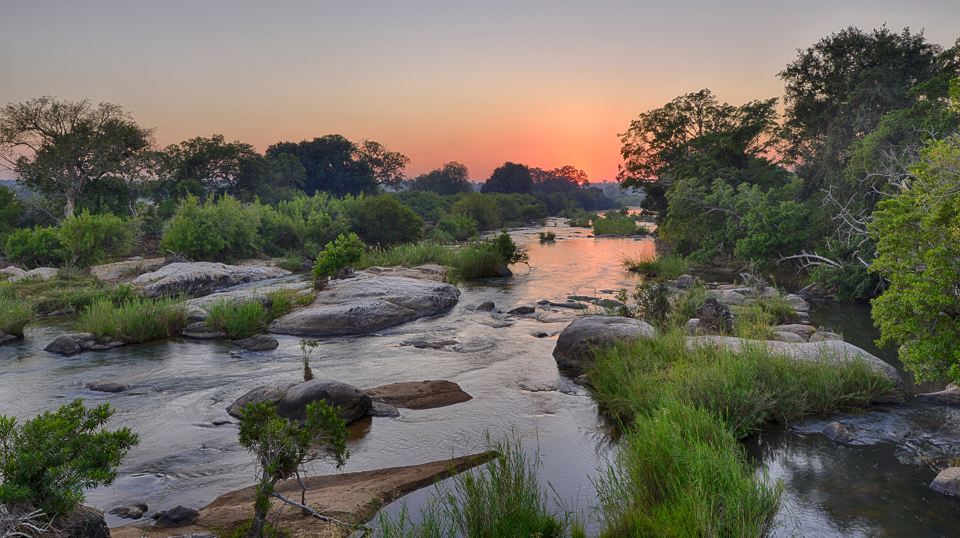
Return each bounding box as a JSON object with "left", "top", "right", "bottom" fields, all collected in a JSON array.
[
  {"left": 0, "top": 186, "right": 21, "bottom": 240},
  {"left": 530, "top": 165, "right": 589, "bottom": 193},
  {"left": 267, "top": 135, "right": 378, "bottom": 197},
  {"left": 451, "top": 192, "right": 501, "bottom": 230},
  {"left": 349, "top": 194, "right": 423, "bottom": 246},
  {"left": 0, "top": 97, "right": 153, "bottom": 218},
  {"left": 481, "top": 162, "right": 532, "bottom": 194},
  {"left": 58, "top": 210, "right": 139, "bottom": 267},
  {"left": 160, "top": 194, "right": 261, "bottom": 261},
  {"left": 313, "top": 232, "right": 364, "bottom": 284},
  {"left": 353, "top": 139, "right": 410, "bottom": 190},
  {"left": 409, "top": 161, "right": 472, "bottom": 195},
  {"left": 0, "top": 399, "right": 139, "bottom": 517}
]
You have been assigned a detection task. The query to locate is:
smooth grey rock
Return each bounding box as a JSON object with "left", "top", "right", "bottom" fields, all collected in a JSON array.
[
  {"left": 133, "top": 262, "right": 290, "bottom": 298},
  {"left": 0, "top": 266, "right": 27, "bottom": 280},
  {"left": 367, "top": 401, "right": 401, "bottom": 417},
  {"left": 676, "top": 275, "right": 697, "bottom": 289},
  {"left": 181, "top": 322, "right": 225, "bottom": 339},
  {"left": 0, "top": 330, "right": 19, "bottom": 344},
  {"left": 595, "top": 298, "right": 624, "bottom": 308},
  {"left": 696, "top": 298, "right": 733, "bottom": 332},
  {"left": 364, "top": 380, "right": 471, "bottom": 409},
  {"left": 823, "top": 421, "right": 855, "bottom": 443},
  {"left": 553, "top": 316, "right": 657, "bottom": 369},
  {"left": 809, "top": 331, "right": 843, "bottom": 342},
  {"left": 275, "top": 379, "right": 372, "bottom": 423},
  {"left": 917, "top": 383, "right": 960, "bottom": 406},
  {"left": 477, "top": 301, "right": 495, "bottom": 311},
  {"left": 183, "top": 304, "right": 209, "bottom": 323},
  {"left": 774, "top": 324, "right": 815, "bottom": 341},
  {"left": 233, "top": 334, "right": 279, "bottom": 351},
  {"left": 773, "top": 331, "right": 805, "bottom": 343},
  {"left": 508, "top": 306, "right": 536, "bottom": 315},
  {"left": 268, "top": 276, "right": 459, "bottom": 337},
  {"left": 44, "top": 333, "right": 97, "bottom": 355},
  {"left": 687, "top": 318, "right": 701, "bottom": 334},
  {"left": 930, "top": 467, "right": 960, "bottom": 496},
  {"left": 705, "top": 289, "right": 746, "bottom": 306},
  {"left": 109, "top": 503, "right": 147, "bottom": 519},
  {"left": 85, "top": 380, "right": 129, "bottom": 393},
  {"left": 759, "top": 287, "right": 780, "bottom": 299},
  {"left": 23, "top": 267, "right": 57, "bottom": 281},
  {"left": 548, "top": 301, "right": 588, "bottom": 309},
  {"left": 153, "top": 505, "right": 199, "bottom": 528},
  {"left": 492, "top": 264, "right": 513, "bottom": 277},
  {"left": 688, "top": 336, "right": 904, "bottom": 387},
  {"left": 784, "top": 294, "right": 811, "bottom": 312},
  {"left": 226, "top": 383, "right": 296, "bottom": 417}
]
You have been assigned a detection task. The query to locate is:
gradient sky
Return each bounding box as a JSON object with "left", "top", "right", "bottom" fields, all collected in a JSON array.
[{"left": 2, "top": 0, "right": 959, "bottom": 183}]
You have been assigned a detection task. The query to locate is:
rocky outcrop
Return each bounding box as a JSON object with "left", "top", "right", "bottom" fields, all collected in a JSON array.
[
  {"left": 930, "top": 467, "right": 960, "bottom": 497},
  {"left": 916, "top": 383, "right": 960, "bottom": 406},
  {"left": 552, "top": 316, "right": 656, "bottom": 369},
  {"left": 364, "top": 380, "right": 472, "bottom": 409},
  {"left": 233, "top": 334, "right": 279, "bottom": 351},
  {"left": 227, "top": 379, "right": 372, "bottom": 424},
  {"left": 696, "top": 298, "right": 733, "bottom": 332},
  {"left": 0, "top": 266, "right": 27, "bottom": 281},
  {"left": 132, "top": 262, "right": 290, "bottom": 298},
  {"left": 268, "top": 276, "right": 460, "bottom": 337},
  {"left": 43, "top": 333, "right": 125, "bottom": 355}
]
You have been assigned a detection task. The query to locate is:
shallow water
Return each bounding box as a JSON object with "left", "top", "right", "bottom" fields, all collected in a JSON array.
[{"left": 2, "top": 222, "right": 959, "bottom": 536}]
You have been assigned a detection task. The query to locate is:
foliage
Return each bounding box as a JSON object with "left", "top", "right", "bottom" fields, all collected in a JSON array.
[
  {"left": 0, "top": 296, "right": 34, "bottom": 337},
  {"left": 530, "top": 165, "right": 589, "bottom": 193},
  {"left": 431, "top": 213, "right": 477, "bottom": 243},
  {"left": 611, "top": 279, "right": 672, "bottom": 327},
  {"left": 349, "top": 194, "right": 423, "bottom": 246},
  {"left": 409, "top": 161, "right": 472, "bottom": 195},
  {"left": 592, "top": 212, "right": 644, "bottom": 236},
  {"left": 0, "top": 271, "right": 136, "bottom": 316},
  {"left": 481, "top": 161, "right": 533, "bottom": 194},
  {"left": 299, "top": 339, "right": 317, "bottom": 382},
  {"left": 451, "top": 193, "right": 501, "bottom": 230},
  {"left": 871, "top": 134, "right": 960, "bottom": 382},
  {"left": 539, "top": 231, "right": 555, "bottom": 241},
  {"left": 160, "top": 194, "right": 261, "bottom": 261},
  {"left": 4, "top": 226, "right": 65, "bottom": 268},
  {"left": 0, "top": 186, "right": 22, "bottom": 240},
  {"left": 73, "top": 296, "right": 187, "bottom": 343},
  {"left": 621, "top": 252, "right": 689, "bottom": 279},
  {"left": 237, "top": 400, "right": 349, "bottom": 538},
  {"left": 358, "top": 241, "right": 450, "bottom": 270},
  {"left": 352, "top": 139, "right": 410, "bottom": 190},
  {"left": 205, "top": 300, "right": 268, "bottom": 339},
  {"left": 312, "top": 232, "right": 364, "bottom": 282},
  {"left": 57, "top": 210, "right": 138, "bottom": 267},
  {"left": 0, "top": 399, "right": 139, "bottom": 516},
  {"left": 266, "top": 135, "right": 378, "bottom": 197},
  {"left": 393, "top": 190, "right": 454, "bottom": 221}
]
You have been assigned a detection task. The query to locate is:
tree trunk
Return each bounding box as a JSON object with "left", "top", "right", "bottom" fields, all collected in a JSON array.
[{"left": 64, "top": 190, "right": 77, "bottom": 219}]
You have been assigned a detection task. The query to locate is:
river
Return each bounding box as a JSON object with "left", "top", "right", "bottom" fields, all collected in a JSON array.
[{"left": 1, "top": 219, "right": 958, "bottom": 536}]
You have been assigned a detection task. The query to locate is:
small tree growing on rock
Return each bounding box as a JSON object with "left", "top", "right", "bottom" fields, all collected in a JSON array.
[{"left": 311, "top": 232, "right": 364, "bottom": 290}]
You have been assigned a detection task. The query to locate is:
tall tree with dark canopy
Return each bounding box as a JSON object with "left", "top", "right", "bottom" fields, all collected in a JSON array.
[
  {"left": 481, "top": 161, "right": 533, "bottom": 194},
  {"left": 409, "top": 161, "right": 472, "bottom": 195},
  {"left": 0, "top": 97, "right": 153, "bottom": 219},
  {"left": 267, "top": 135, "right": 378, "bottom": 197},
  {"left": 531, "top": 165, "right": 589, "bottom": 193},
  {"left": 154, "top": 135, "right": 267, "bottom": 208},
  {"left": 353, "top": 139, "right": 410, "bottom": 190}
]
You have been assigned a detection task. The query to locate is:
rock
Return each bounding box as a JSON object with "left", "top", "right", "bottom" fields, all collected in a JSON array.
[
  {"left": 127, "top": 256, "right": 144, "bottom": 262},
  {"left": 686, "top": 318, "right": 701, "bottom": 334},
  {"left": 688, "top": 336, "right": 904, "bottom": 387},
  {"left": 0, "top": 266, "right": 27, "bottom": 280},
  {"left": 411, "top": 340, "right": 457, "bottom": 349},
  {"left": 508, "top": 306, "right": 537, "bottom": 315},
  {"left": 547, "top": 301, "right": 589, "bottom": 310},
  {"left": 773, "top": 331, "right": 805, "bottom": 343},
  {"left": 809, "top": 331, "right": 843, "bottom": 342},
  {"left": 930, "top": 467, "right": 960, "bottom": 497},
  {"left": 595, "top": 298, "right": 624, "bottom": 308},
  {"left": 44, "top": 333, "right": 97, "bottom": 355},
  {"left": 492, "top": 264, "right": 513, "bottom": 277},
  {"left": 233, "top": 334, "right": 279, "bottom": 351},
  {"left": 705, "top": 289, "right": 747, "bottom": 306},
  {"left": 367, "top": 401, "right": 401, "bottom": 417},
  {"left": 23, "top": 267, "right": 58, "bottom": 281},
  {"left": 268, "top": 276, "right": 459, "bottom": 337},
  {"left": 568, "top": 295, "right": 596, "bottom": 301},
  {"left": 477, "top": 301, "right": 495, "bottom": 311},
  {"left": 132, "top": 262, "right": 290, "bottom": 298},
  {"left": 365, "top": 380, "right": 472, "bottom": 410},
  {"left": 227, "top": 380, "right": 372, "bottom": 424},
  {"left": 553, "top": 316, "right": 656, "bottom": 369},
  {"left": 533, "top": 332, "right": 549, "bottom": 338},
  {"left": 799, "top": 283, "right": 835, "bottom": 301},
  {"left": 109, "top": 503, "right": 148, "bottom": 519},
  {"left": 784, "top": 294, "right": 811, "bottom": 312},
  {"left": 0, "top": 330, "right": 19, "bottom": 344},
  {"left": 696, "top": 298, "right": 733, "bottom": 332},
  {"left": 676, "top": 274, "right": 697, "bottom": 289},
  {"left": 181, "top": 322, "right": 225, "bottom": 339},
  {"left": 774, "top": 324, "right": 815, "bottom": 341},
  {"left": 359, "top": 264, "right": 446, "bottom": 281},
  {"left": 56, "top": 505, "right": 110, "bottom": 538},
  {"left": 823, "top": 421, "right": 855, "bottom": 443},
  {"left": 916, "top": 383, "right": 960, "bottom": 406},
  {"left": 85, "top": 380, "right": 129, "bottom": 393},
  {"left": 183, "top": 304, "right": 209, "bottom": 323},
  {"left": 153, "top": 505, "right": 200, "bottom": 528},
  {"left": 759, "top": 287, "right": 780, "bottom": 299}
]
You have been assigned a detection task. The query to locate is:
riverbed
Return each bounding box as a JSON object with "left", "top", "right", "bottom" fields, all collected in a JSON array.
[{"left": 1, "top": 220, "right": 958, "bottom": 536}]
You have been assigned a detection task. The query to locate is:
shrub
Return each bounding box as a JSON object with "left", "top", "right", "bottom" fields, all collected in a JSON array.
[
  {"left": 0, "top": 273, "right": 136, "bottom": 316},
  {"left": 0, "top": 399, "right": 139, "bottom": 516},
  {"left": 432, "top": 214, "right": 477, "bottom": 243},
  {"left": 593, "top": 213, "right": 643, "bottom": 235},
  {"left": 313, "top": 233, "right": 364, "bottom": 283},
  {"left": 73, "top": 296, "right": 187, "bottom": 343},
  {"left": 350, "top": 194, "right": 423, "bottom": 246},
  {"left": 58, "top": 210, "right": 139, "bottom": 267},
  {"left": 161, "top": 194, "right": 261, "bottom": 261},
  {"left": 4, "top": 226, "right": 65, "bottom": 268},
  {"left": 539, "top": 231, "right": 556, "bottom": 242},
  {"left": 622, "top": 252, "right": 689, "bottom": 279},
  {"left": 451, "top": 193, "right": 501, "bottom": 230},
  {"left": 0, "top": 296, "right": 34, "bottom": 337}
]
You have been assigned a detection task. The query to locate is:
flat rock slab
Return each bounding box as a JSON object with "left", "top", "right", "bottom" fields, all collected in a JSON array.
[
  {"left": 86, "top": 380, "right": 130, "bottom": 393},
  {"left": 364, "top": 380, "right": 472, "bottom": 409},
  {"left": 268, "top": 276, "right": 460, "bottom": 337},
  {"left": 133, "top": 262, "right": 290, "bottom": 298},
  {"left": 931, "top": 467, "right": 960, "bottom": 496},
  {"left": 552, "top": 316, "right": 657, "bottom": 369},
  {"left": 226, "top": 379, "right": 372, "bottom": 424},
  {"left": 360, "top": 264, "right": 446, "bottom": 281},
  {"left": 917, "top": 383, "right": 960, "bottom": 406}
]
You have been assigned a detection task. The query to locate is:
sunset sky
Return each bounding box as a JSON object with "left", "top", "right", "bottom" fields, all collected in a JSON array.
[{"left": 2, "top": 0, "right": 959, "bottom": 183}]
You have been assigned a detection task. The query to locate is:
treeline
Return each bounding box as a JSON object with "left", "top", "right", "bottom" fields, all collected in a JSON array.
[{"left": 620, "top": 26, "right": 960, "bottom": 301}]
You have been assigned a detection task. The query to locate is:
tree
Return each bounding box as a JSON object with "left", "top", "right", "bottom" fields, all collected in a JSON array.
[
  {"left": 353, "top": 139, "right": 410, "bottom": 190},
  {"left": 531, "top": 165, "right": 589, "bottom": 193},
  {"left": 409, "top": 161, "right": 472, "bottom": 195},
  {"left": 0, "top": 97, "right": 153, "bottom": 219},
  {"left": 481, "top": 162, "right": 532, "bottom": 194},
  {"left": 266, "top": 135, "right": 378, "bottom": 197}
]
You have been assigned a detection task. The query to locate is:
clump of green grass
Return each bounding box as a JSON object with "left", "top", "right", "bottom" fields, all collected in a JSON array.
[
  {"left": 377, "top": 435, "right": 567, "bottom": 538},
  {"left": 0, "top": 296, "right": 35, "bottom": 337},
  {"left": 74, "top": 296, "right": 187, "bottom": 343},
  {"left": 277, "top": 255, "right": 303, "bottom": 272},
  {"left": 0, "top": 272, "right": 137, "bottom": 315},
  {"left": 206, "top": 300, "right": 268, "bottom": 339},
  {"left": 622, "top": 252, "right": 690, "bottom": 279},
  {"left": 539, "top": 231, "right": 556, "bottom": 242},
  {"left": 358, "top": 241, "right": 450, "bottom": 269},
  {"left": 358, "top": 233, "right": 526, "bottom": 281},
  {"left": 593, "top": 214, "right": 644, "bottom": 236}
]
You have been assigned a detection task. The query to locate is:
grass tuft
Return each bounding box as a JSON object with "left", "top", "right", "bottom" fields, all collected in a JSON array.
[
  {"left": 74, "top": 296, "right": 187, "bottom": 343},
  {"left": 622, "top": 252, "right": 689, "bottom": 279},
  {"left": 0, "top": 296, "right": 35, "bottom": 337}
]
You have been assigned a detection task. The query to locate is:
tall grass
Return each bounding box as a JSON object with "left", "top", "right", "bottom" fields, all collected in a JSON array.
[
  {"left": 0, "top": 272, "right": 137, "bottom": 315},
  {"left": 74, "top": 297, "right": 187, "bottom": 343},
  {"left": 206, "top": 300, "right": 267, "bottom": 339},
  {"left": 593, "top": 215, "right": 644, "bottom": 236},
  {"left": 358, "top": 242, "right": 451, "bottom": 269},
  {"left": 358, "top": 238, "right": 522, "bottom": 281},
  {"left": 377, "top": 435, "right": 567, "bottom": 538},
  {"left": 0, "top": 297, "right": 34, "bottom": 337},
  {"left": 622, "top": 252, "right": 689, "bottom": 279}
]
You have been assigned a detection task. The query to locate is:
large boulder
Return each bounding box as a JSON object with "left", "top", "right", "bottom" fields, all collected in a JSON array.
[
  {"left": 688, "top": 336, "right": 904, "bottom": 388},
  {"left": 227, "top": 380, "right": 372, "bottom": 424},
  {"left": 43, "top": 333, "right": 125, "bottom": 355},
  {"left": 930, "top": 467, "right": 960, "bottom": 497},
  {"left": 268, "top": 276, "right": 460, "bottom": 337},
  {"left": 705, "top": 289, "right": 747, "bottom": 306},
  {"left": 132, "top": 262, "right": 290, "bottom": 298},
  {"left": 364, "top": 380, "right": 472, "bottom": 409},
  {"left": 696, "top": 298, "right": 733, "bottom": 332},
  {"left": 916, "top": 383, "right": 960, "bottom": 406},
  {"left": 552, "top": 316, "right": 656, "bottom": 369},
  {"left": 153, "top": 506, "right": 200, "bottom": 528}
]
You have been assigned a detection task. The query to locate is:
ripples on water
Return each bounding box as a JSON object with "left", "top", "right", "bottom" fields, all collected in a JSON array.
[{"left": 2, "top": 221, "right": 959, "bottom": 535}]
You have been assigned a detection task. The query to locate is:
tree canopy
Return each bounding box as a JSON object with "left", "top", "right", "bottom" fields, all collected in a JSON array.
[
  {"left": 409, "top": 161, "right": 472, "bottom": 195},
  {"left": 482, "top": 162, "right": 533, "bottom": 194},
  {"left": 266, "top": 135, "right": 378, "bottom": 197}
]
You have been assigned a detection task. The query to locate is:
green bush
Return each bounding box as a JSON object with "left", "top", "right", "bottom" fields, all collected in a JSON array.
[
  {"left": 313, "top": 233, "right": 364, "bottom": 282},
  {"left": 160, "top": 194, "right": 261, "bottom": 261},
  {"left": 58, "top": 210, "right": 139, "bottom": 267},
  {"left": 432, "top": 214, "right": 477, "bottom": 243},
  {"left": 4, "top": 226, "right": 66, "bottom": 267},
  {"left": 0, "top": 272, "right": 136, "bottom": 316},
  {"left": 0, "top": 399, "right": 139, "bottom": 516},
  {"left": 593, "top": 213, "right": 643, "bottom": 235},
  {"left": 451, "top": 193, "right": 501, "bottom": 230},
  {"left": 350, "top": 194, "right": 423, "bottom": 246},
  {"left": 73, "top": 296, "right": 187, "bottom": 343}
]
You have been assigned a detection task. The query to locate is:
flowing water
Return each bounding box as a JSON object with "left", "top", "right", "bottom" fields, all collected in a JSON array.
[{"left": 1, "top": 220, "right": 958, "bottom": 536}]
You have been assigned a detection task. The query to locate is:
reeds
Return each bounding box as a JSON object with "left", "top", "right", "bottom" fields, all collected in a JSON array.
[
  {"left": 621, "top": 252, "right": 690, "bottom": 279},
  {"left": 74, "top": 296, "right": 187, "bottom": 343}
]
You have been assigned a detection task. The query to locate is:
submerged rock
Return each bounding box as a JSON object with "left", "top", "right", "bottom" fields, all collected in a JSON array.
[
  {"left": 367, "top": 401, "right": 401, "bottom": 417},
  {"left": 85, "top": 380, "right": 129, "bottom": 393},
  {"left": 268, "top": 276, "right": 460, "bottom": 337},
  {"left": 930, "top": 467, "right": 960, "bottom": 497},
  {"left": 133, "top": 262, "right": 290, "bottom": 298},
  {"left": 917, "top": 383, "right": 960, "bottom": 406},
  {"left": 233, "top": 334, "right": 279, "bottom": 351},
  {"left": 364, "top": 380, "right": 472, "bottom": 409},
  {"left": 508, "top": 305, "right": 536, "bottom": 315},
  {"left": 476, "top": 301, "right": 495, "bottom": 311},
  {"left": 823, "top": 421, "right": 856, "bottom": 443},
  {"left": 44, "top": 333, "right": 125, "bottom": 355},
  {"left": 109, "top": 503, "right": 147, "bottom": 520},
  {"left": 181, "top": 322, "right": 224, "bottom": 339},
  {"left": 552, "top": 316, "right": 656, "bottom": 369},
  {"left": 227, "top": 379, "right": 372, "bottom": 424}
]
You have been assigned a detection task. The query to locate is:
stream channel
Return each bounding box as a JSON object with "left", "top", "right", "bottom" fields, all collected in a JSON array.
[{"left": 1, "top": 219, "right": 959, "bottom": 536}]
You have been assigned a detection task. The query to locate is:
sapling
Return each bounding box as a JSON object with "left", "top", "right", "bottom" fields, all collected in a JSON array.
[{"left": 299, "top": 339, "right": 317, "bottom": 382}]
